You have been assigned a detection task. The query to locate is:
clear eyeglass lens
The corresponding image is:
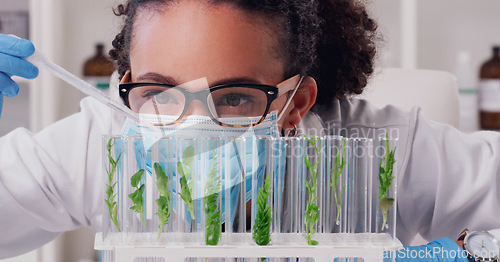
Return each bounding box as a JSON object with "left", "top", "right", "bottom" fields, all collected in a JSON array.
[
  {"left": 129, "top": 85, "right": 186, "bottom": 119},
  {"left": 208, "top": 87, "right": 267, "bottom": 125},
  {"left": 128, "top": 85, "right": 268, "bottom": 126}
]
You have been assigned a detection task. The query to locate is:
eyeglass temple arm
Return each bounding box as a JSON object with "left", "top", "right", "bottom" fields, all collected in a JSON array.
[
  {"left": 277, "top": 75, "right": 305, "bottom": 121},
  {"left": 277, "top": 74, "right": 303, "bottom": 96}
]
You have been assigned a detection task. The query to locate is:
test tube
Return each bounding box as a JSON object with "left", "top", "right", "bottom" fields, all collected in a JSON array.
[
  {"left": 200, "top": 137, "right": 223, "bottom": 246},
  {"left": 347, "top": 138, "right": 373, "bottom": 243},
  {"left": 150, "top": 137, "right": 175, "bottom": 243},
  {"left": 223, "top": 137, "right": 247, "bottom": 244},
  {"left": 272, "top": 137, "right": 285, "bottom": 238},
  {"left": 322, "top": 136, "right": 348, "bottom": 234},
  {"left": 273, "top": 137, "right": 305, "bottom": 245},
  {"left": 102, "top": 135, "right": 125, "bottom": 243},
  {"left": 124, "top": 135, "right": 148, "bottom": 244},
  {"left": 174, "top": 137, "right": 202, "bottom": 244},
  {"left": 373, "top": 135, "right": 398, "bottom": 241},
  {"left": 326, "top": 120, "right": 343, "bottom": 136},
  {"left": 300, "top": 135, "right": 324, "bottom": 246},
  {"left": 250, "top": 136, "right": 274, "bottom": 246}
]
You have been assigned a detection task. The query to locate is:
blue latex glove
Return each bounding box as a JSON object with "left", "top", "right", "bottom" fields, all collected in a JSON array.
[
  {"left": 385, "top": 237, "right": 469, "bottom": 262},
  {"left": 0, "top": 34, "right": 39, "bottom": 117}
]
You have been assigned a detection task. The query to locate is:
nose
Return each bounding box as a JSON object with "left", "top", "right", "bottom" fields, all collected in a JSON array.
[
  {"left": 184, "top": 99, "right": 209, "bottom": 116},
  {"left": 179, "top": 77, "right": 210, "bottom": 117}
]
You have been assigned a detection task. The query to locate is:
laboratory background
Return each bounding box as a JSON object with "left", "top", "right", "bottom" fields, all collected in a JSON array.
[{"left": 1, "top": 0, "right": 499, "bottom": 261}]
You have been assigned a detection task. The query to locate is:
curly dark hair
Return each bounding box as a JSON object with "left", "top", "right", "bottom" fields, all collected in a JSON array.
[{"left": 109, "top": 0, "right": 378, "bottom": 106}]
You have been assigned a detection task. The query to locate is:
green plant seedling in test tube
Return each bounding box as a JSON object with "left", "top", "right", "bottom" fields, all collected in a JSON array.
[
  {"left": 303, "top": 135, "right": 320, "bottom": 245},
  {"left": 154, "top": 162, "right": 170, "bottom": 238},
  {"left": 378, "top": 133, "right": 396, "bottom": 231},
  {"left": 253, "top": 176, "right": 272, "bottom": 247},
  {"left": 105, "top": 138, "right": 121, "bottom": 232},
  {"left": 129, "top": 169, "right": 146, "bottom": 226},
  {"left": 204, "top": 151, "right": 221, "bottom": 246},
  {"left": 178, "top": 145, "right": 195, "bottom": 220},
  {"left": 330, "top": 139, "right": 346, "bottom": 225}
]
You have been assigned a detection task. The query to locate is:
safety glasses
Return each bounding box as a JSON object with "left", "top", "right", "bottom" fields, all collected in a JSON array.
[{"left": 119, "top": 74, "right": 303, "bottom": 127}]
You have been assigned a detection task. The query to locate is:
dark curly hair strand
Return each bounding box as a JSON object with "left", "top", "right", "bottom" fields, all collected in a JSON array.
[{"left": 109, "top": 0, "right": 378, "bottom": 106}]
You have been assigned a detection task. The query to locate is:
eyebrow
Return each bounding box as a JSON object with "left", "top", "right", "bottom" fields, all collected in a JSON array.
[
  {"left": 136, "top": 72, "right": 263, "bottom": 87},
  {"left": 137, "top": 73, "right": 178, "bottom": 85}
]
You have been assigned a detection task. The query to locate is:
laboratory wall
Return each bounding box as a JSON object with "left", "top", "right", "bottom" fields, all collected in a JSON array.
[
  {"left": 369, "top": 0, "right": 500, "bottom": 74},
  {"left": 26, "top": 0, "right": 500, "bottom": 131},
  {"left": 366, "top": 0, "right": 402, "bottom": 68},
  {"left": 39, "top": 0, "right": 121, "bottom": 122},
  {"left": 417, "top": 0, "right": 500, "bottom": 76}
]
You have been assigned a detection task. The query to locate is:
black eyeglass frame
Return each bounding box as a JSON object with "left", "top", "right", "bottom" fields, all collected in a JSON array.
[{"left": 119, "top": 82, "right": 280, "bottom": 127}]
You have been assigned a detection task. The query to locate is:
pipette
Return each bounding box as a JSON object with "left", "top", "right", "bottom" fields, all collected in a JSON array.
[{"left": 26, "top": 49, "right": 140, "bottom": 123}]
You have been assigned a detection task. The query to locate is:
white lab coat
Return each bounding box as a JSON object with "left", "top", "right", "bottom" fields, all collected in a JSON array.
[{"left": 1, "top": 95, "right": 499, "bottom": 258}]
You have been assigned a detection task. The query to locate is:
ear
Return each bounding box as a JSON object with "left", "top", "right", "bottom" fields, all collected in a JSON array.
[
  {"left": 282, "top": 76, "right": 317, "bottom": 131},
  {"left": 120, "top": 70, "right": 132, "bottom": 84}
]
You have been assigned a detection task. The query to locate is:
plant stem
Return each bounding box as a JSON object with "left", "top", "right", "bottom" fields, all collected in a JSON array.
[
  {"left": 204, "top": 152, "right": 221, "bottom": 246},
  {"left": 378, "top": 133, "right": 396, "bottom": 231},
  {"left": 105, "top": 138, "right": 121, "bottom": 232},
  {"left": 330, "top": 139, "right": 346, "bottom": 225},
  {"left": 303, "top": 135, "right": 320, "bottom": 245}
]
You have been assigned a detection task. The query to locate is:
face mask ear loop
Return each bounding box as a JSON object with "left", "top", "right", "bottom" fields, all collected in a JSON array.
[{"left": 277, "top": 75, "right": 305, "bottom": 121}]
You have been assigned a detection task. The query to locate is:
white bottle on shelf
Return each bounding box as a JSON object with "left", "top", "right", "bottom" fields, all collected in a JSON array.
[{"left": 454, "top": 51, "right": 479, "bottom": 132}]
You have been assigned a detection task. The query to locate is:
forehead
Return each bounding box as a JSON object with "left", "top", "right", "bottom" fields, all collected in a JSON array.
[{"left": 129, "top": 1, "right": 285, "bottom": 85}]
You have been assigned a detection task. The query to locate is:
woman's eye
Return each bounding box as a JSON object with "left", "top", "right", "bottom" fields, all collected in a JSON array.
[
  {"left": 143, "top": 90, "right": 177, "bottom": 105},
  {"left": 221, "top": 94, "right": 250, "bottom": 107},
  {"left": 153, "top": 92, "right": 177, "bottom": 105},
  {"left": 143, "top": 91, "right": 157, "bottom": 98}
]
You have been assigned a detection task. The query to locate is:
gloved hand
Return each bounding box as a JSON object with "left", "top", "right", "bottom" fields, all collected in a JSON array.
[
  {"left": 385, "top": 237, "right": 469, "bottom": 262},
  {"left": 0, "top": 34, "right": 39, "bottom": 117}
]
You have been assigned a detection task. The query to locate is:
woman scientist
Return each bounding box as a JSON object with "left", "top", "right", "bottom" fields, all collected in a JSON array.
[{"left": 1, "top": 0, "right": 500, "bottom": 261}]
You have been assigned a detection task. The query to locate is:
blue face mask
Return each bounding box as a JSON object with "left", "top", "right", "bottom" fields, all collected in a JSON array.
[{"left": 121, "top": 110, "right": 280, "bottom": 140}]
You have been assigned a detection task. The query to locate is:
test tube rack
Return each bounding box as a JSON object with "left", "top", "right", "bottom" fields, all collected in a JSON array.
[
  {"left": 95, "top": 232, "right": 402, "bottom": 262},
  {"left": 99, "top": 134, "right": 400, "bottom": 261}
]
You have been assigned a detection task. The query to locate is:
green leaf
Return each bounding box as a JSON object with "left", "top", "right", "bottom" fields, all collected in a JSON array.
[
  {"left": 177, "top": 160, "right": 195, "bottom": 220},
  {"left": 253, "top": 177, "right": 272, "bottom": 246},
  {"left": 179, "top": 150, "right": 195, "bottom": 215},
  {"left": 129, "top": 172, "right": 146, "bottom": 226},
  {"left": 304, "top": 156, "right": 313, "bottom": 172},
  {"left": 156, "top": 191, "right": 170, "bottom": 238},
  {"left": 154, "top": 162, "right": 166, "bottom": 178},
  {"left": 106, "top": 185, "right": 114, "bottom": 197},
  {"left": 130, "top": 169, "right": 145, "bottom": 188},
  {"left": 106, "top": 138, "right": 113, "bottom": 151},
  {"left": 154, "top": 163, "right": 169, "bottom": 196},
  {"left": 182, "top": 146, "right": 195, "bottom": 167},
  {"left": 177, "top": 162, "right": 185, "bottom": 176},
  {"left": 304, "top": 135, "right": 314, "bottom": 145},
  {"left": 378, "top": 133, "right": 397, "bottom": 230},
  {"left": 107, "top": 153, "right": 115, "bottom": 166}
]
